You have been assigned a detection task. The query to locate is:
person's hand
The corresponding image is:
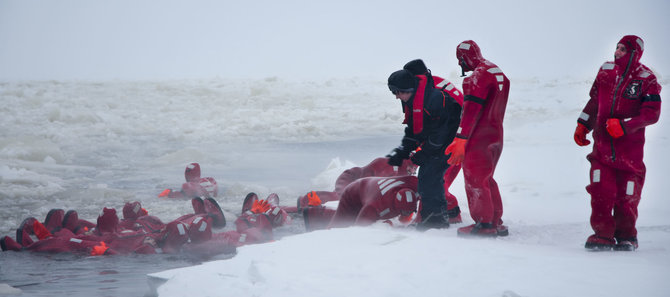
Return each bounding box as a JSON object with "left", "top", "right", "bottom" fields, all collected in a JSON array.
[
  {"left": 251, "top": 199, "right": 270, "bottom": 214},
  {"left": 158, "top": 189, "right": 171, "bottom": 197},
  {"left": 606, "top": 118, "right": 624, "bottom": 138},
  {"left": 573, "top": 123, "right": 591, "bottom": 146},
  {"left": 386, "top": 146, "right": 409, "bottom": 166},
  {"left": 398, "top": 213, "right": 414, "bottom": 224},
  {"left": 410, "top": 148, "right": 429, "bottom": 166},
  {"left": 91, "top": 241, "right": 109, "bottom": 256},
  {"left": 444, "top": 138, "right": 466, "bottom": 165},
  {"left": 307, "top": 191, "right": 322, "bottom": 206}
]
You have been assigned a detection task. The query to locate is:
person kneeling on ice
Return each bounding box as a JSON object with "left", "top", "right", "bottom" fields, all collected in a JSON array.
[
  {"left": 296, "top": 157, "right": 417, "bottom": 212},
  {"left": 158, "top": 162, "right": 219, "bottom": 199},
  {"left": 303, "top": 175, "right": 420, "bottom": 231}
]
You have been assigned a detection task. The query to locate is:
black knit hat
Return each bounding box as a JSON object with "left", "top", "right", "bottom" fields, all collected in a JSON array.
[
  {"left": 403, "top": 59, "right": 429, "bottom": 76},
  {"left": 388, "top": 69, "right": 418, "bottom": 93}
]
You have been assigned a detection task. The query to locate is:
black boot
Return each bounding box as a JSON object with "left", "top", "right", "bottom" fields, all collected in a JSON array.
[{"left": 416, "top": 210, "right": 450, "bottom": 231}]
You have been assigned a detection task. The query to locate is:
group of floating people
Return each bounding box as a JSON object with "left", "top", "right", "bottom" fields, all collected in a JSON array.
[{"left": 1, "top": 156, "right": 451, "bottom": 257}]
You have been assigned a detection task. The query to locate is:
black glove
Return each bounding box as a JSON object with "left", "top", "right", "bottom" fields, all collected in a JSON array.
[
  {"left": 401, "top": 136, "right": 420, "bottom": 152},
  {"left": 410, "top": 149, "right": 429, "bottom": 166},
  {"left": 386, "top": 146, "right": 409, "bottom": 166}
]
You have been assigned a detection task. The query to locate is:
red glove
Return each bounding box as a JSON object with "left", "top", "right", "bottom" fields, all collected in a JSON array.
[
  {"left": 251, "top": 199, "right": 270, "bottom": 214},
  {"left": 606, "top": 118, "right": 624, "bottom": 138},
  {"left": 158, "top": 189, "right": 171, "bottom": 197},
  {"left": 444, "top": 138, "right": 467, "bottom": 165},
  {"left": 91, "top": 241, "right": 109, "bottom": 256},
  {"left": 398, "top": 213, "right": 414, "bottom": 224},
  {"left": 307, "top": 191, "right": 322, "bottom": 206},
  {"left": 573, "top": 123, "right": 591, "bottom": 146}
]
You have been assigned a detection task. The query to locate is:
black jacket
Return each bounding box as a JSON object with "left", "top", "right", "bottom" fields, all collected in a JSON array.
[{"left": 401, "top": 77, "right": 462, "bottom": 156}]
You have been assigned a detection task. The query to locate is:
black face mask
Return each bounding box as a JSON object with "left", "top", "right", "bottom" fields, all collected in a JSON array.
[{"left": 459, "top": 57, "right": 468, "bottom": 77}]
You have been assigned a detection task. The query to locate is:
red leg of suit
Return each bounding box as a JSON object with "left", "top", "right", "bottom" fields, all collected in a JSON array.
[
  {"left": 588, "top": 159, "right": 645, "bottom": 240},
  {"left": 443, "top": 164, "right": 461, "bottom": 210},
  {"left": 613, "top": 171, "right": 643, "bottom": 240},
  {"left": 462, "top": 141, "right": 502, "bottom": 224},
  {"left": 587, "top": 160, "right": 630, "bottom": 239}
]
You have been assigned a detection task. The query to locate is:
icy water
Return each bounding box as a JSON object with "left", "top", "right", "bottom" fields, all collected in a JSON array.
[
  {"left": 0, "top": 136, "right": 396, "bottom": 296},
  {"left": 0, "top": 252, "right": 198, "bottom": 297},
  {"left": 0, "top": 221, "right": 311, "bottom": 297}
]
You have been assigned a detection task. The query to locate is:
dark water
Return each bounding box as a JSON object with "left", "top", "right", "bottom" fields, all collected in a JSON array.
[
  {"left": 0, "top": 214, "right": 308, "bottom": 297},
  {"left": 0, "top": 251, "right": 204, "bottom": 297}
]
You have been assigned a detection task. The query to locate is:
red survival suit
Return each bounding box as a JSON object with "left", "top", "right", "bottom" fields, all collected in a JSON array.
[
  {"left": 1, "top": 200, "right": 236, "bottom": 257},
  {"left": 159, "top": 162, "right": 218, "bottom": 199},
  {"left": 305, "top": 176, "right": 419, "bottom": 229},
  {"left": 576, "top": 35, "right": 662, "bottom": 249},
  {"left": 448, "top": 40, "right": 510, "bottom": 236},
  {"left": 296, "top": 158, "right": 416, "bottom": 211}
]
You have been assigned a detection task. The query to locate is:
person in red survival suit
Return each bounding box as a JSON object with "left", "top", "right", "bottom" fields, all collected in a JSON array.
[
  {"left": 403, "top": 59, "right": 464, "bottom": 224},
  {"left": 574, "top": 35, "right": 661, "bottom": 251},
  {"left": 296, "top": 157, "right": 417, "bottom": 212},
  {"left": 239, "top": 193, "right": 292, "bottom": 230},
  {"left": 304, "top": 176, "right": 420, "bottom": 230},
  {"left": 386, "top": 68, "right": 462, "bottom": 231},
  {"left": 1, "top": 199, "right": 232, "bottom": 257},
  {"left": 0, "top": 208, "right": 123, "bottom": 254},
  {"left": 181, "top": 194, "right": 284, "bottom": 258},
  {"left": 444, "top": 40, "right": 511, "bottom": 237},
  {"left": 181, "top": 198, "right": 279, "bottom": 258},
  {"left": 158, "top": 162, "right": 219, "bottom": 199}
]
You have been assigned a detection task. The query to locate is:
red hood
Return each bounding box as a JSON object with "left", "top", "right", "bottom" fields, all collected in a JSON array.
[
  {"left": 96, "top": 207, "right": 119, "bottom": 234},
  {"left": 615, "top": 35, "right": 644, "bottom": 72},
  {"left": 122, "top": 201, "right": 143, "bottom": 220},
  {"left": 393, "top": 188, "right": 419, "bottom": 213},
  {"left": 456, "top": 40, "right": 484, "bottom": 72},
  {"left": 185, "top": 162, "right": 201, "bottom": 182}
]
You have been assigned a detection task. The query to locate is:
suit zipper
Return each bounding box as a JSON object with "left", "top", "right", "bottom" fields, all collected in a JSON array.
[{"left": 609, "top": 50, "right": 635, "bottom": 162}]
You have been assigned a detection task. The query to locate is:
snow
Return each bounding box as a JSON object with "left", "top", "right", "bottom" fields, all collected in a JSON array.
[
  {"left": 1, "top": 0, "right": 670, "bottom": 296},
  {"left": 149, "top": 226, "right": 670, "bottom": 297}
]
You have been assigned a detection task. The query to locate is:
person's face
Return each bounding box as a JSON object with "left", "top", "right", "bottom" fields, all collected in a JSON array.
[
  {"left": 394, "top": 91, "right": 413, "bottom": 102},
  {"left": 405, "top": 164, "right": 418, "bottom": 176},
  {"left": 615, "top": 43, "right": 627, "bottom": 60}
]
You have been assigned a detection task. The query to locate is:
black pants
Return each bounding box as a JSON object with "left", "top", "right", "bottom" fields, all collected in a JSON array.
[{"left": 417, "top": 154, "right": 450, "bottom": 218}]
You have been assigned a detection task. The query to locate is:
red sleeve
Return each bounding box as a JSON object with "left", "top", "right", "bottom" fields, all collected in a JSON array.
[
  {"left": 578, "top": 77, "right": 599, "bottom": 130},
  {"left": 334, "top": 167, "right": 364, "bottom": 194}
]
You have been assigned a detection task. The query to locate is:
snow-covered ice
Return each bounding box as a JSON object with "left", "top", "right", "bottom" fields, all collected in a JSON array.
[{"left": 1, "top": 0, "right": 669, "bottom": 296}]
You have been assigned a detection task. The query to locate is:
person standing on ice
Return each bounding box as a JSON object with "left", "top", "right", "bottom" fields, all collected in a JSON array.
[
  {"left": 444, "top": 40, "right": 510, "bottom": 237},
  {"left": 574, "top": 35, "right": 661, "bottom": 251},
  {"left": 386, "top": 67, "right": 462, "bottom": 230},
  {"left": 403, "top": 59, "right": 464, "bottom": 224}
]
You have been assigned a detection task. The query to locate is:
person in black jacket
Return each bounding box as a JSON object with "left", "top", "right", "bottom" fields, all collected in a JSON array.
[{"left": 386, "top": 67, "right": 462, "bottom": 230}]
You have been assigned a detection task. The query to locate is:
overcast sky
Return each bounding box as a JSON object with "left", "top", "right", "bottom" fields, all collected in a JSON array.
[{"left": 1, "top": 0, "right": 668, "bottom": 81}]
